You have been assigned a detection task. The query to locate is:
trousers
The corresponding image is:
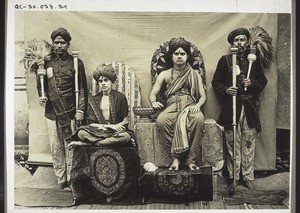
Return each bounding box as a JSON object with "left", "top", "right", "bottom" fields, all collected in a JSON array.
[
  {"left": 46, "top": 118, "right": 75, "bottom": 184},
  {"left": 224, "top": 106, "right": 257, "bottom": 181}
]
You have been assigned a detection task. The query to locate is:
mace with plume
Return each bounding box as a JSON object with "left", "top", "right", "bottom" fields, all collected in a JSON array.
[
  {"left": 20, "top": 39, "right": 53, "bottom": 98},
  {"left": 245, "top": 26, "right": 274, "bottom": 91}
]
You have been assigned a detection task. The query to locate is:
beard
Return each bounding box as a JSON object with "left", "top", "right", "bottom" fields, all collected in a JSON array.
[{"left": 237, "top": 44, "right": 250, "bottom": 56}]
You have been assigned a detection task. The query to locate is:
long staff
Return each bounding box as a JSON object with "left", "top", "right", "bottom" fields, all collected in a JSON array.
[
  {"left": 231, "top": 47, "right": 238, "bottom": 193},
  {"left": 72, "top": 50, "right": 80, "bottom": 129},
  {"left": 72, "top": 50, "right": 79, "bottom": 111}
]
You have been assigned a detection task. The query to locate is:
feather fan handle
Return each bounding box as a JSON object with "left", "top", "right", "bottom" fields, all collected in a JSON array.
[
  {"left": 20, "top": 39, "right": 53, "bottom": 73},
  {"left": 248, "top": 26, "right": 274, "bottom": 70}
]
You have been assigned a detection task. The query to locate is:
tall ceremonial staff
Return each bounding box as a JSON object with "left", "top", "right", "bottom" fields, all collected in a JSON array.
[
  {"left": 231, "top": 46, "right": 238, "bottom": 193},
  {"left": 72, "top": 50, "right": 79, "bottom": 110},
  {"left": 71, "top": 50, "right": 80, "bottom": 127}
]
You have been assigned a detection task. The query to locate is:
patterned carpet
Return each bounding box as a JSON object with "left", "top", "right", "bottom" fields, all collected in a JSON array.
[
  {"left": 14, "top": 147, "right": 290, "bottom": 209},
  {"left": 14, "top": 163, "right": 289, "bottom": 209}
]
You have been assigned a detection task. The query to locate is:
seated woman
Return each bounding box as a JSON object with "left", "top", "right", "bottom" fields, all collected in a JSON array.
[
  {"left": 69, "top": 64, "right": 136, "bottom": 148},
  {"left": 68, "top": 64, "right": 141, "bottom": 205}
]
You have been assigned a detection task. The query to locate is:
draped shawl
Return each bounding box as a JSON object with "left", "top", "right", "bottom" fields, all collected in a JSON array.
[{"left": 164, "top": 65, "right": 202, "bottom": 154}]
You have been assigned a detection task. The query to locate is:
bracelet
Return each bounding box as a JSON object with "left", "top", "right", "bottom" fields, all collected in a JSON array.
[{"left": 77, "top": 110, "right": 84, "bottom": 114}]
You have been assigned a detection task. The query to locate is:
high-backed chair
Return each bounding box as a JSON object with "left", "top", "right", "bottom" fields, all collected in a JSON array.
[{"left": 68, "top": 62, "right": 142, "bottom": 205}]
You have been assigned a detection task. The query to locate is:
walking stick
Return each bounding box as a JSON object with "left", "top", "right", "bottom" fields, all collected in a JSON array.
[
  {"left": 244, "top": 47, "right": 257, "bottom": 91},
  {"left": 231, "top": 46, "right": 238, "bottom": 193},
  {"left": 71, "top": 50, "right": 80, "bottom": 127}
]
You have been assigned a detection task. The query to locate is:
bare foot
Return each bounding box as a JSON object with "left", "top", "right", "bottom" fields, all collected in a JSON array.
[
  {"left": 68, "top": 141, "right": 90, "bottom": 147},
  {"left": 169, "top": 158, "right": 180, "bottom": 171},
  {"left": 188, "top": 163, "right": 200, "bottom": 171}
]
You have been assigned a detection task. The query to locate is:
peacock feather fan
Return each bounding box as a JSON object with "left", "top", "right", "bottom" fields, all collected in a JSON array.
[
  {"left": 20, "top": 39, "right": 53, "bottom": 74},
  {"left": 248, "top": 26, "right": 274, "bottom": 70}
]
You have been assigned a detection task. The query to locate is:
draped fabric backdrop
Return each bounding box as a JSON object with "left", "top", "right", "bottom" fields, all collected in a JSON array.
[{"left": 15, "top": 11, "right": 280, "bottom": 170}]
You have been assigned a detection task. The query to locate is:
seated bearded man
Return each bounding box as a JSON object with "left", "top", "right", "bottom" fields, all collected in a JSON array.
[
  {"left": 68, "top": 65, "right": 136, "bottom": 147},
  {"left": 149, "top": 37, "right": 207, "bottom": 171}
]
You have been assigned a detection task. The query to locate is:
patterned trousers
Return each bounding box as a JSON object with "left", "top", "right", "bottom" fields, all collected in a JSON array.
[
  {"left": 46, "top": 118, "right": 75, "bottom": 184},
  {"left": 224, "top": 107, "right": 257, "bottom": 181}
]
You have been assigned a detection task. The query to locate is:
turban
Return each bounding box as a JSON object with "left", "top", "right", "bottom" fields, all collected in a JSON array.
[
  {"left": 169, "top": 37, "right": 191, "bottom": 55},
  {"left": 227, "top": 27, "right": 250, "bottom": 44},
  {"left": 50, "top": 28, "right": 72, "bottom": 43},
  {"left": 93, "top": 64, "right": 117, "bottom": 83}
]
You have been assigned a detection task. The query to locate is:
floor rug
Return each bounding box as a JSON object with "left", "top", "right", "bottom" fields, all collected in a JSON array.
[
  {"left": 14, "top": 187, "right": 73, "bottom": 207},
  {"left": 217, "top": 172, "right": 289, "bottom": 206},
  {"left": 220, "top": 189, "right": 287, "bottom": 206}
]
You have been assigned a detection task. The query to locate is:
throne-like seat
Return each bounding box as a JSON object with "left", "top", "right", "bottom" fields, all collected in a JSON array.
[{"left": 68, "top": 62, "right": 142, "bottom": 205}]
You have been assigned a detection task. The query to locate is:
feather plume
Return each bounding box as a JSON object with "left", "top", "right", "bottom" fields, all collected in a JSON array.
[
  {"left": 20, "top": 39, "right": 53, "bottom": 73},
  {"left": 248, "top": 26, "right": 274, "bottom": 70}
]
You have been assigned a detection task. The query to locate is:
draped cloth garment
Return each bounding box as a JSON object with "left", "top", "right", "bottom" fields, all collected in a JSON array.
[
  {"left": 70, "top": 90, "right": 136, "bottom": 146},
  {"left": 156, "top": 65, "right": 205, "bottom": 165}
]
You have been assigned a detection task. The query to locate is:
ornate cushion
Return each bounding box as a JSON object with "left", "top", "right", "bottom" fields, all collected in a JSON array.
[
  {"left": 70, "top": 147, "right": 142, "bottom": 204},
  {"left": 140, "top": 166, "right": 213, "bottom": 203}
]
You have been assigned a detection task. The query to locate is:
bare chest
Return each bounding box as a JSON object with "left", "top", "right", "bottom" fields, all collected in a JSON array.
[{"left": 164, "top": 70, "right": 180, "bottom": 88}]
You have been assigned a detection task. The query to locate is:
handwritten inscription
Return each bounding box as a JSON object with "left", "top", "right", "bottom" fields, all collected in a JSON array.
[{"left": 15, "top": 4, "right": 68, "bottom": 10}]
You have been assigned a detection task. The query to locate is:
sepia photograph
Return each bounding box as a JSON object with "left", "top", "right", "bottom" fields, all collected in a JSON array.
[{"left": 5, "top": 0, "right": 294, "bottom": 212}]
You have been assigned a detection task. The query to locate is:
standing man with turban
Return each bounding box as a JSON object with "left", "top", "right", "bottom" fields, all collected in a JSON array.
[
  {"left": 212, "top": 27, "right": 268, "bottom": 192},
  {"left": 37, "top": 27, "right": 88, "bottom": 189},
  {"left": 149, "top": 37, "right": 207, "bottom": 171}
]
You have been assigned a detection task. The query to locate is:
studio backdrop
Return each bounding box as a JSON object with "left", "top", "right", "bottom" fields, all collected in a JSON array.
[{"left": 15, "top": 11, "right": 280, "bottom": 170}]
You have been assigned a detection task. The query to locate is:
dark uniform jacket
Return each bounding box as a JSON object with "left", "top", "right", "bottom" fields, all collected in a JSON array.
[
  {"left": 211, "top": 52, "right": 267, "bottom": 131},
  {"left": 37, "top": 52, "right": 87, "bottom": 121}
]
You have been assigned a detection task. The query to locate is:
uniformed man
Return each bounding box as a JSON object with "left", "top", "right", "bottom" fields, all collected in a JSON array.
[{"left": 37, "top": 28, "right": 88, "bottom": 189}]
